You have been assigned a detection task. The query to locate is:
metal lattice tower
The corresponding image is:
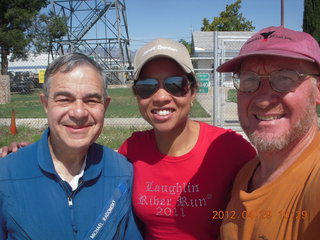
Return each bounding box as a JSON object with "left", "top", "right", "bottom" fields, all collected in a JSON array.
[{"left": 50, "top": 0, "right": 131, "bottom": 84}]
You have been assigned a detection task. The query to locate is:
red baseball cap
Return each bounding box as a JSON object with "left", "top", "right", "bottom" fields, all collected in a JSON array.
[{"left": 217, "top": 26, "right": 320, "bottom": 72}]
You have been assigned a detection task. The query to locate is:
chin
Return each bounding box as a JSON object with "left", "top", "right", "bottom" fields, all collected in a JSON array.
[
  {"left": 248, "top": 132, "right": 290, "bottom": 152},
  {"left": 65, "top": 139, "right": 93, "bottom": 149},
  {"left": 152, "top": 122, "right": 176, "bottom": 133}
]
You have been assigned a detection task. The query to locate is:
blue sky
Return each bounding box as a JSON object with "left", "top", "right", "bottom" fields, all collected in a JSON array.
[{"left": 126, "top": 0, "right": 304, "bottom": 50}]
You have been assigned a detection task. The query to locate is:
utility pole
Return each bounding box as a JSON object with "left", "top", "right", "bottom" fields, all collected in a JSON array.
[{"left": 281, "top": 0, "right": 285, "bottom": 26}]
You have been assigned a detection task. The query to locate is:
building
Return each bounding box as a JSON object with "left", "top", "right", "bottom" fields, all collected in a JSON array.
[{"left": 192, "top": 31, "right": 254, "bottom": 87}]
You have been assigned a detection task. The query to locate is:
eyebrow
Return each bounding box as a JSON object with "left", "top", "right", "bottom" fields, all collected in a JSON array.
[
  {"left": 52, "top": 91, "right": 103, "bottom": 99},
  {"left": 53, "top": 91, "right": 72, "bottom": 98}
]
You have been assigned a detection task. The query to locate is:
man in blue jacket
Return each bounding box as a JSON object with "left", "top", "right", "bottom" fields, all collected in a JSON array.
[{"left": 0, "top": 53, "right": 142, "bottom": 240}]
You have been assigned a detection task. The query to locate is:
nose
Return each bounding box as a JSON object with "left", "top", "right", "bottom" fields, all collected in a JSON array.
[
  {"left": 68, "top": 100, "right": 89, "bottom": 121},
  {"left": 253, "top": 78, "right": 279, "bottom": 109},
  {"left": 151, "top": 86, "right": 172, "bottom": 104}
]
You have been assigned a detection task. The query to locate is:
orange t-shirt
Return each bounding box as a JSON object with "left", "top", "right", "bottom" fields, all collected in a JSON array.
[{"left": 220, "top": 132, "right": 320, "bottom": 240}]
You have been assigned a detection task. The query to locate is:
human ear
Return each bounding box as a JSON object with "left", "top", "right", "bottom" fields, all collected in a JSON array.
[
  {"left": 40, "top": 93, "right": 48, "bottom": 114},
  {"left": 104, "top": 96, "right": 111, "bottom": 110},
  {"left": 315, "top": 77, "right": 320, "bottom": 104}
]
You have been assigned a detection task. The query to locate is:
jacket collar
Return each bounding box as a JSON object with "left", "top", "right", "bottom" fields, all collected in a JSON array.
[{"left": 37, "top": 128, "right": 103, "bottom": 182}]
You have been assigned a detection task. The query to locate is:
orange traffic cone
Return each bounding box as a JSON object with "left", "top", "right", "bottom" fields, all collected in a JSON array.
[{"left": 10, "top": 109, "right": 17, "bottom": 135}]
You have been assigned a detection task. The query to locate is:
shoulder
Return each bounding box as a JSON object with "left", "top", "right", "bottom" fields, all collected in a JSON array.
[
  {"left": 118, "top": 129, "right": 154, "bottom": 155},
  {"left": 199, "top": 121, "right": 237, "bottom": 138},
  {"left": 90, "top": 143, "right": 133, "bottom": 176},
  {"left": 232, "top": 157, "right": 259, "bottom": 189},
  {"left": 236, "top": 158, "right": 259, "bottom": 178},
  {"left": 125, "top": 129, "right": 153, "bottom": 142},
  {"left": 198, "top": 122, "right": 256, "bottom": 167},
  {"left": 200, "top": 122, "right": 254, "bottom": 149},
  {"left": 0, "top": 142, "right": 40, "bottom": 180}
]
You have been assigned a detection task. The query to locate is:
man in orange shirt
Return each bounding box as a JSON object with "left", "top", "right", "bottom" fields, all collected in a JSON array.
[{"left": 217, "top": 26, "right": 320, "bottom": 240}]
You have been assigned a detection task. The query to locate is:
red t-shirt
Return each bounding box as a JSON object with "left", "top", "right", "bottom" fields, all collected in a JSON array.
[{"left": 119, "top": 122, "right": 256, "bottom": 240}]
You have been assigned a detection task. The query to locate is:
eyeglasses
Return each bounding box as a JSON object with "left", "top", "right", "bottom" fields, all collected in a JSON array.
[
  {"left": 233, "top": 70, "right": 318, "bottom": 93},
  {"left": 133, "top": 76, "right": 191, "bottom": 99}
]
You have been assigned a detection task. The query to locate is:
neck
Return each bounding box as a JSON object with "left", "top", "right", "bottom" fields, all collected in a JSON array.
[
  {"left": 154, "top": 120, "right": 200, "bottom": 157},
  {"left": 249, "top": 124, "right": 319, "bottom": 191},
  {"left": 48, "top": 137, "right": 87, "bottom": 182}
]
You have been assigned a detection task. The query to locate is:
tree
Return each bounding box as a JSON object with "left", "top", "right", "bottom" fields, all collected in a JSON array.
[
  {"left": 201, "top": 0, "right": 255, "bottom": 31},
  {"left": 303, "top": 0, "right": 320, "bottom": 43},
  {"left": 0, "top": 0, "right": 49, "bottom": 75},
  {"left": 30, "top": 10, "right": 68, "bottom": 54},
  {"left": 179, "top": 39, "right": 192, "bottom": 54}
]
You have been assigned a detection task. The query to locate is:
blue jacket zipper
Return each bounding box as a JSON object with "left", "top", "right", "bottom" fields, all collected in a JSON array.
[{"left": 59, "top": 178, "right": 85, "bottom": 239}]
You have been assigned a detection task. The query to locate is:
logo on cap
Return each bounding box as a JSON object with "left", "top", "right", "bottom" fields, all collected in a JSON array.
[
  {"left": 260, "top": 31, "right": 275, "bottom": 41},
  {"left": 142, "top": 44, "right": 178, "bottom": 57}
]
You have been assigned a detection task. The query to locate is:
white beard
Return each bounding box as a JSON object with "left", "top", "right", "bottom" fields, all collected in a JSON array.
[{"left": 244, "top": 92, "right": 317, "bottom": 152}]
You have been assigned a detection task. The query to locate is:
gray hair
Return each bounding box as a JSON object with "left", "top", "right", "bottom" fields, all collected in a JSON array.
[{"left": 44, "top": 52, "right": 107, "bottom": 98}]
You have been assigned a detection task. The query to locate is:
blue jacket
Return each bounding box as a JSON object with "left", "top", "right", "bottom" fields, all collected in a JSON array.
[{"left": 0, "top": 129, "right": 142, "bottom": 240}]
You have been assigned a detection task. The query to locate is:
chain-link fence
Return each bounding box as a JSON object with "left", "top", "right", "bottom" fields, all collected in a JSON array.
[
  {"left": 192, "top": 31, "right": 255, "bottom": 132},
  {"left": 9, "top": 31, "right": 315, "bottom": 133},
  {"left": 0, "top": 32, "right": 253, "bottom": 132}
]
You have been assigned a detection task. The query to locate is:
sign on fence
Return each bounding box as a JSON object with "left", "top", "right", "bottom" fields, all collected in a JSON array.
[
  {"left": 38, "top": 70, "right": 45, "bottom": 83},
  {"left": 196, "top": 73, "right": 210, "bottom": 93}
]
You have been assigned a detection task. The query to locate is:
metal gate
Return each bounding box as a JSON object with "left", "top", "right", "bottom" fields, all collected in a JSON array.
[{"left": 193, "top": 31, "right": 254, "bottom": 132}]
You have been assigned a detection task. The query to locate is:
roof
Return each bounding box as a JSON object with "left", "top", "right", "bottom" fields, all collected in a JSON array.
[{"left": 192, "top": 31, "right": 255, "bottom": 54}]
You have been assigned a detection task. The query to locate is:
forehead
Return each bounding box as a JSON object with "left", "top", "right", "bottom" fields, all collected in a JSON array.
[
  {"left": 240, "top": 56, "right": 318, "bottom": 73},
  {"left": 139, "top": 57, "right": 185, "bottom": 78},
  {"left": 50, "top": 65, "right": 104, "bottom": 94}
]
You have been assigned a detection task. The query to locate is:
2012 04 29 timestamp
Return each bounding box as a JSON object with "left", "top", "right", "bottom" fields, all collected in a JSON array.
[
  {"left": 212, "top": 210, "right": 270, "bottom": 220},
  {"left": 212, "top": 210, "right": 309, "bottom": 220}
]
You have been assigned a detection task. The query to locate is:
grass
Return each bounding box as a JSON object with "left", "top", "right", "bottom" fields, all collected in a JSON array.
[
  {"left": 0, "top": 126, "right": 44, "bottom": 148},
  {"left": 0, "top": 92, "right": 46, "bottom": 118},
  {"left": 227, "top": 89, "right": 237, "bottom": 103},
  {"left": 106, "top": 88, "right": 140, "bottom": 117},
  {"left": 0, "top": 125, "right": 150, "bottom": 149},
  {"left": 227, "top": 88, "right": 320, "bottom": 117},
  {"left": 0, "top": 88, "right": 209, "bottom": 118},
  {"left": 0, "top": 87, "right": 209, "bottom": 149},
  {"left": 96, "top": 126, "right": 151, "bottom": 149}
]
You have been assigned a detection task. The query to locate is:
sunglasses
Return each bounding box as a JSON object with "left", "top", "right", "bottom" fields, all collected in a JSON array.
[
  {"left": 233, "top": 70, "right": 318, "bottom": 93},
  {"left": 133, "top": 76, "right": 191, "bottom": 99}
]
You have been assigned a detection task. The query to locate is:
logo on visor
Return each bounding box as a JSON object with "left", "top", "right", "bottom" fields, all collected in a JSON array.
[{"left": 260, "top": 31, "right": 275, "bottom": 41}]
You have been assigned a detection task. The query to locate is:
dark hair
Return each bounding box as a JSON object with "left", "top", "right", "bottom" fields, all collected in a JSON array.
[
  {"left": 44, "top": 52, "right": 107, "bottom": 98},
  {"left": 187, "top": 73, "right": 198, "bottom": 93}
]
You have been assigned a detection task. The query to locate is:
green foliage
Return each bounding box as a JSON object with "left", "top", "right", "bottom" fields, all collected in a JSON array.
[
  {"left": 201, "top": 0, "right": 255, "bottom": 31},
  {"left": 31, "top": 10, "right": 68, "bottom": 53},
  {"left": 202, "top": 18, "right": 211, "bottom": 31},
  {"left": 0, "top": 0, "right": 49, "bottom": 74},
  {"left": 179, "top": 39, "right": 192, "bottom": 54},
  {"left": 303, "top": 0, "right": 320, "bottom": 43}
]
